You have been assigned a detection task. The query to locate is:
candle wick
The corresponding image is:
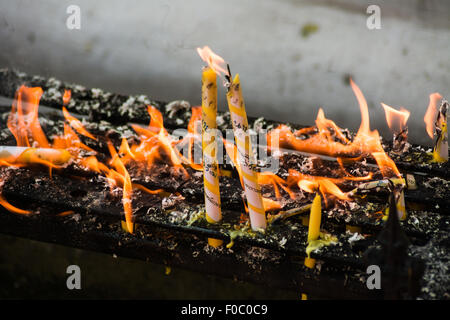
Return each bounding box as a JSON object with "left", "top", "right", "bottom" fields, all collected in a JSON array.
[{"left": 224, "top": 64, "right": 232, "bottom": 91}]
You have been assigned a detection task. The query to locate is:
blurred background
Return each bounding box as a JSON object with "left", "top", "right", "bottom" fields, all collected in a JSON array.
[
  {"left": 0, "top": 0, "right": 449, "bottom": 299},
  {"left": 0, "top": 0, "right": 449, "bottom": 145}
]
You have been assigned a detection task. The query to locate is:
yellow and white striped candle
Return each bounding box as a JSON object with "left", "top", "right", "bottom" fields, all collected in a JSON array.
[
  {"left": 201, "top": 67, "right": 222, "bottom": 226},
  {"left": 197, "top": 46, "right": 228, "bottom": 247},
  {"left": 226, "top": 74, "right": 266, "bottom": 230}
]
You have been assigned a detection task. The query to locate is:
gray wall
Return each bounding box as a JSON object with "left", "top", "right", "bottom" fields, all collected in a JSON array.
[{"left": 1, "top": 0, "right": 449, "bottom": 145}]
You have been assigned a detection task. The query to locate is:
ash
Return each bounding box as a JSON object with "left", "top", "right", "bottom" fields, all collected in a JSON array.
[{"left": 410, "top": 221, "right": 450, "bottom": 299}]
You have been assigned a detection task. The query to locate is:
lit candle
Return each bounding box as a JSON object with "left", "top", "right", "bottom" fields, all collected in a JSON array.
[
  {"left": 381, "top": 103, "right": 410, "bottom": 154},
  {"left": 383, "top": 180, "right": 406, "bottom": 221},
  {"left": 226, "top": 73, "right": 266, "bottom": 231},
  {"left": 202, "top": 67, "right": 223, "bottom": 247},
  {"left": 304, "top": 193, "right": 321, "bottom": 268},
  {"left": 201, "top": 67, "right": 222, "bottom": 225},
  {"left": 197, "top": 46, "right": 226, "bottom": 247},
  {"left": 371, "top": 152, "right": 407, "bottom": 220},
  {"left": 396, "top": 186, "right": 406, "bottom": 220},
  {"left": 424, "top": 94, "right": 448, "bottom": 162},
  {"left": 433, "top": 100, "right": 448, "bottom": 162}
]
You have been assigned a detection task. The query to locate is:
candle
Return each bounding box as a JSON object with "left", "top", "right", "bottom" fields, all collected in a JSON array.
[
  {"left": 396, "top": 187, "right": 407, "bottom": 220},
  {"left": 201, "top": 67, "right": 223, "bottom": 248},
  {"left": 381, "top": 180, "right": 406, "bottom": 220},
  {"left": 201, "top": 67, "right": 222, "bottom": 224},
  {"left": 197, "top": 46, "right": 227, "bottom": 247},
  {"left": 371, "top": 152, "right": 407, "bottom": 220},
  {"left": 307, "top": 193, "right": 322, "bottom": 241},
  {"left": 304, "top": 193, "right": 321, "bottom": 269},
  {"left": 0, "top": 146, "right": 71, "bottom": 165},
  {"left": 226, "top": 74, "right": 266, "bottom": 231},
  {"left": 381, "top": 103, "right": 410, "bottom": 154},
  {"left": 433, "top": 100, "right": 448, "bottom": 162}
]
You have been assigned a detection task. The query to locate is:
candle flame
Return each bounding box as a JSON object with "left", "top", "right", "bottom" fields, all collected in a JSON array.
[
  {"left": 197, "top": 46, "right": 229, "bottom": 77},
  {"left": 372, "top": 151, "right": 401, "bottom": 178},
  {"left": 381, "top": 103, "right": 410, "bottom": 132},
  {"left": 424, "top": 93, "right": 443, "bottom": 139},
  {"left": 7, "top": 85, "right": 50, "bottom": 148},
  {"left": 268, "top": 79, "right": 385, "bottom": 158},
  {"left": 63, "top": 89, "right": 71, "bottom": 106}
]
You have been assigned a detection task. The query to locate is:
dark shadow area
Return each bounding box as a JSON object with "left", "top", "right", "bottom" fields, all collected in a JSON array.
[{"left": 0, "top": 233, "right": 298, "bottom": 299}]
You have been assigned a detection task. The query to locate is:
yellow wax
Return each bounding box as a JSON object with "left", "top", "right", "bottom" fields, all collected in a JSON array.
[
  {"left": 121, "top": 220, "right": 137, "bottom": 233},
  {"left": 433, "top": 121, "right": 448, "bottom": 162},
  {"left": 304, "top": 257, "right": 316, "bottom": 269},
  {"left": 201, "top": 67, "right": 218, "bottom": 132},
  {"left": 308, "top": 193, "right": 322, "bottom": 242},
  {"left": 201, "top": 66, "right": 221, "bottom": 223},
  {"left": 226, "top": 74, "right": 266, "bottom": 230},
  {"left": 201, "top": 67, "right": 222, "bottom": 247},
  {"left": 397, "top": 189, "right": 407, "bottom": 220},
  {"left": 305, "top": 193, "right": 321, "bottom": 269},
  {"left": 346, "top": 225, "right": 361, "bottom": 233},
  {"left": 226, "top": 74, "right": 249, "bottom": 129},
  {"left": 383, "top": 189, "right": 407, "bottom": 221},
  {"left": 165, "top": 266, "right": 171, "bottom": 275},
  {"left": 208, "top": 238, "right": 223, "bottom": 248}
]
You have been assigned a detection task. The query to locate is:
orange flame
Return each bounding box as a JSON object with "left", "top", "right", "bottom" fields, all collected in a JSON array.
[
  {"left": 106, "top": 141, "right": 134, "bottom": 233},
  {"left": 79, "top": 155, "right": 109, "bottom": 173},
  {"left": 350, "top": 79, "right": 370, "bottom": 138},
  {"left": 315, "top": 108, "right": 350, "bottom": 144},
  {"left": 197, "top": 46, "right": 229, "bottom": 77},
  {"left": 381, "top": 103, "right": 410, "bottom": 132},
  {"left": 258, "top": 172, "right": 296, "bottom": 200},
  {"left": 1, "top": 86, "right": 99, "bottom": 214},
  {"left": 262, "top": 197, "right": 282, "bottom": 212},
  {"left": 62, "top": 107, "right": 97, "bottom": 141},
  {"left": 187, "top": 106, "right": 202, "bottom": 135},
  {"left": 0, "top": 194, "right": 31, "bottom": 214},
  {"left": 297, "top": 179, "right": 317, "bottom": 194},
  {"left": 57, "top": 210, "right": 75, "bottom": 217},
  {"left": 424, "top": 93, "right": 443, "bottom": 139},
  {"left": 264, "top": 80, "right": 407, "bottom": 207},
  {"left": 223, "top": 138, "right": 243, "bottom": 188},
  {"left": 371, "top": 151, "right": 401, "bottom": 178},
  {"left": 130, "top": 105, "right": 204, "bottom": 174},
  {"left": 130, "top": 106, "right": 185, "bottom": 172},
  {"left": 63, "top": 89, "right": 71, "bottom": 106},
  {"left": 0, "top": 79, "right": 413, "bottom": 225},
  {"left": 53, "top": 123, "right": 95, "bottom": 153},
  {"left": 180, "top": 106, "right": 203, "bottom": 171},
  {"left": 286, "top": 169, "right": 351, "bottom": 203},
  {"left": 8, "top": 85, "right": 50, "bottom": 148},
  {"left": 224, "top": 133, "right": 367, "bottom": 208},
  {"left": 2, "top": 85, "right": 170, "bottom": 227},
  {"left": 268, "top": 80, "right": 384, "bottom": 158}
]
